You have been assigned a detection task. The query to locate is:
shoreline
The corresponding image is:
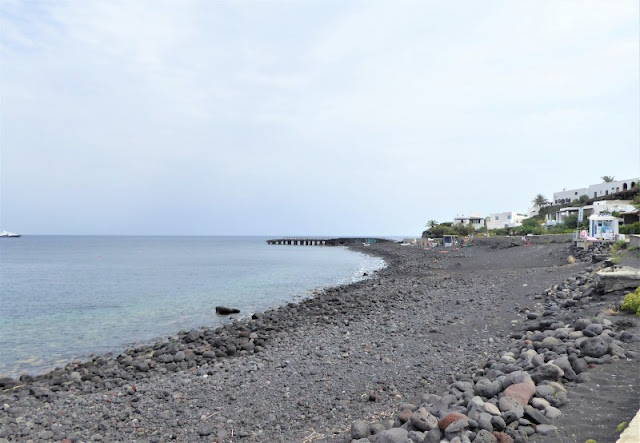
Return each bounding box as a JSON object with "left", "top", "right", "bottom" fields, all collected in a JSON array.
[
  {"left": 0, "top": 240, "right": 385, "bottom": 379},
  {"left": 1, "top": 245, "right": 393, "bottom": 386},
  {"left": 1, "top": 242, "right": 638, "bottom": 442}
]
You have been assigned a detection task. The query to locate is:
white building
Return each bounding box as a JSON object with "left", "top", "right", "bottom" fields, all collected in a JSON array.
[
  {"left": 452, "top": 213, "right": 484, "bottom": 230},
  {"left": 528, "top": 206, "right": 540, "bottom": 218},
  {"left": 553, "top": 188, "right": 588, "bottom": 205},
  {"left": 486, "top": 212, "right": 527, "bottom": 230},
  {"left": 588, "top": 214, "right": 618, "bottom": 240},
  {"left": 555, "top": 207, "right": 580, "bottom": 224},
  {"left": 591, "top": 200, "right": 635, "bottom": 214},
  {"left": 553, "top": 200, "right": 635, "bottom": 224},
  {"left": 553, "top": 178, "right": 638, "bottom": 204},
  {"left": 528, "top": 203, "right": 551, "bottom": 218},
  {"left": 588, "top": 179, "right": 637, "bottom": 198}
]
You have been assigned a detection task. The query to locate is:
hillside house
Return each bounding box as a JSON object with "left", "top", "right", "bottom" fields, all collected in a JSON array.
[
  {"left": 620, "top": 209, "right": 640, "bottom": 226},
  {"left": 452, "top": 214, "right": 484, "bottom": 230},
  {"left": 553, "top": 178, "right": 637, "bottom": 204},
  {"left": 486, "top": 212, "right": 526, "bottom": 230},
  {"left": 553, "top": 200, "right": 634, "bottom": 224}
]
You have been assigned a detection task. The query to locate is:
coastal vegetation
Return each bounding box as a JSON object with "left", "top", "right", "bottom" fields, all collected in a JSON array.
[
  {"left": 621, "top": 287, "right": 640, "bottom": 316},
  {"left": 422, "top": 215, "right": 584, "bottom": 239},
  {"left": 422, "top": 221, "right": 477, "bottom": 238},
  {"left": 532, "top": 194, "right": 549, "bottom": 206},
  {"left": 424, "top": 187, "right": 640, "bottom": 239},
  {"left": 619, "top": 222, "right": 640, "bottom": 235}
]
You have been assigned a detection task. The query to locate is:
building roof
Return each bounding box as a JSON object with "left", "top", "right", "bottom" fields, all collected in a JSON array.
[{"left": 588, "top": 214, "right": 618, "bottom": 220}]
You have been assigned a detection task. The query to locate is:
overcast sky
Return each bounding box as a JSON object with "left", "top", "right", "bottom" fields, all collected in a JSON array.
[{"left": 1, "top": 1, "right": 638, "bottom": 236}]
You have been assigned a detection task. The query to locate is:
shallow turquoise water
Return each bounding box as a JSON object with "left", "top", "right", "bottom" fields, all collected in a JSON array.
[{"left": 0, "top": 236, "right": 385, "bottom": 377}]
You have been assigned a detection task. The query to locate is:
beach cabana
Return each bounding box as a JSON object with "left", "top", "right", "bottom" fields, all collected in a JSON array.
[
  {"left": 442, "top": 235, "right": 459, "bottom": 247},
  {"left": 588, "top": 214, "right": 618, "bottom": 241}
]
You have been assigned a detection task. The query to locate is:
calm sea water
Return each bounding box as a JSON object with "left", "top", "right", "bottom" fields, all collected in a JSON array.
[{"left": 0, "top": 236, "right": 385, "bottom": 378}]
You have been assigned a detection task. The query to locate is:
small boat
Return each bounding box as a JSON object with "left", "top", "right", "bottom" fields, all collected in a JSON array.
[{"left": 0, "top": 230, "right": 21, "bottom": 238}]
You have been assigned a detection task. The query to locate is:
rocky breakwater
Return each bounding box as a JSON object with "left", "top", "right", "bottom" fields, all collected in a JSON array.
[
  {"left": 348, "top": 266, "right": 639, "bottom": 443},
  {"left": 569, "top": 243, "right": 611, "bottom": 264}
]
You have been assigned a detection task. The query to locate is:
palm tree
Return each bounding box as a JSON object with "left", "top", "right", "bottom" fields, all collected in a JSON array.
[
  {"left": 532, "top": 194, "right": 549, "bottom": 206},
  {"left": 601, "top": 176, "right": 615, "bottom": 183},
  {"left": 426, "top": 220, "right": 438, "bottom": 229}
]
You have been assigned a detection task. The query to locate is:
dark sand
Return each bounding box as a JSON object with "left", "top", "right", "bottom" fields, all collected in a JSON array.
[{"left": 0, "top": 242, "right": 638, "bottom": 442}]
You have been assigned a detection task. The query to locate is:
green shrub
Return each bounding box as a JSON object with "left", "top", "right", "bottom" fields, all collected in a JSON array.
[
  {"left": 512, "top": 218, "right": 546, "bottom": 235},
  {"left": 611, "top": 240, "right": 627, "bottom": 254},
  {"left": 621, "top": 287, "right": 640, "bottom": 316},
  {"left": 620, "top": 222, "right": 640, "bottom": 235}
]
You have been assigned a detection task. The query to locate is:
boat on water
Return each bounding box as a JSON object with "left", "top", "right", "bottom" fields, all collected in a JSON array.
[{"left": 0, "top": 230, "right": 21, "bottom": 238}]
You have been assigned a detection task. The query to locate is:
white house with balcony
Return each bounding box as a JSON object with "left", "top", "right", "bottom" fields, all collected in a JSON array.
[
  {"left": 553, "top": 188, "right": 588, "bottom": 205},
  {"left": 553, "top": 200, "right": 635, "bottom": 224},
  {"left": 553, "top": 178, "right": 637, "bottom": 204},
  {"left": 452, "top": 213, "right": 484, "bottom": 230},
  {"left": 486, "top": 212, "right": 526, "bottom": 230},
  {"left": 588, "top": 179, "right": 637, "bottom": 198}
]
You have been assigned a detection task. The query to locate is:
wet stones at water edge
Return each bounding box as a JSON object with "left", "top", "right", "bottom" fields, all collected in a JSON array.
[
  {"left": 215, "top": 306, "right": 241, "bottom": 315},
  {"left": 349, "top": 268, "right": 639, "bottom": 443},
  {"left": 0, "top": 315, "right": 270, "bottom": 397}
]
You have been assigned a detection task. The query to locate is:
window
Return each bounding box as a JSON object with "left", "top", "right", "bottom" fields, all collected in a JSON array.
[
  {"left": 575, "top": 192, "right": 578, "bottom": 195},
  {"left": 495, "top": 216, "right": 499, "bottom": 220},
  {"left": 507, "top": 215, "right": 512, "bottom": 219}
]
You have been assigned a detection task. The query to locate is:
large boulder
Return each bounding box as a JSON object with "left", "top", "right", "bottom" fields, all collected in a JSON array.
[
  {"left": 372, "top": 428, "right": 412, "bottom": 443},
  {"left": 529, "top": 363, "right": 564, "bottom": 384},
  {"left": 438, "top": 412, "right": 468, "bottom": 431},
  {"left": 351, "top": 420, "right": 370, "bottom": 439},
  {"left": 410, "top": 408, "right": 438, "bottom": 432},
  {"left": 475, "top": 378, "right": 503, "bottom": 398},
  {"left": 579, "top": 337, "right": 609, "bottom": 358},
  {"left": 474, "top": 429, "right": 498, "bottom": 442},
  {"left": 502, "top": 381, "right": 535, "bottom": 408},
  {"left": 215, "top": 306, "right": 240, "bottom": 315},
  {"left": 595, "top": 266, "right": 640, "bottom": 293}
]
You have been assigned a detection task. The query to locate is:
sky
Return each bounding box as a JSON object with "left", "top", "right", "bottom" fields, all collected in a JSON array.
[{"left": 1, "top": 1, "right": 639, "bottom": 236}]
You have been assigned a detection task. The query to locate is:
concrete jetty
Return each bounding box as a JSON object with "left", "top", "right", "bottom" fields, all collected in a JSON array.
[{"left": 266, "top": 237, "right": 392, "bottom": 246}]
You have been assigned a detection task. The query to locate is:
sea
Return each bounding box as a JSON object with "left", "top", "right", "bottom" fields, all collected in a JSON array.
[{"left": 0, "top": 236, "right": 386, "bottom": 378}]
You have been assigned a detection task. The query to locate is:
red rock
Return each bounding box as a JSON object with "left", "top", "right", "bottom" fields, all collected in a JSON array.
[
  {"left": 503, "top": 381, "right": 535, "bottom": 407},
  {"left": 397, "top": 409, "right": 412, "bottom": 423},
  {"left": 438, "top": 412, "right": 468, "bottom": 431},
  {"left": 493, "top": 431, "right": 514, "bottom": 443}
]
